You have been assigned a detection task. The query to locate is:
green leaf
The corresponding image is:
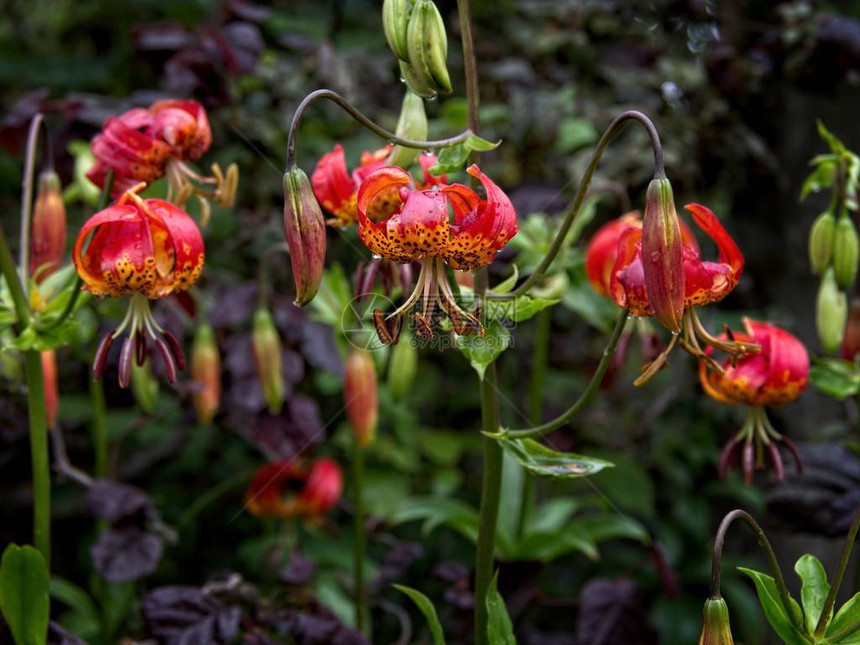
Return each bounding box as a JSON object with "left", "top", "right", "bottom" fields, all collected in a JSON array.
[
  {"left": 512, "top": 529, "right": 597, "bottom": 562},
  {"left": 567, "top": 513, "right": 651, "bottom": 546},
  {"left": 48, "top": 577, "right": 100, "bottom": 642},
  {"left": 456, "top": 320, "right": 512, "bottom": 379},
  {"left": 556, "top": 118, "right": 599, "bottom": 154},
  {"left": 0, "top": 544, "right": 49, "bottom": 645},
  {"left": 486, "top": 295, "right": 559, "bottom": 323},
  {"left": 795, "top": 554, "right": 831, "bottom": 634},
  {"left": 829, "top": 592, "right": 860, "bottom": 640},
  {"left": 738, "top": 567, "right": 809, "bottom": 645},
  {"left": 493, "top": 265, "right": 519, "bottom": 294},
  {"left": 810, "top": 359, "right": 860, "bottom": 400},
  {"left": 818, "top": 120, "right": 848, "bottom": 156},
  {"left": 526, "top": 498, "right": 581, "bottom": 534},
  {"left": 393, "top": 585, "right": 446, "bottom": 645},
  {"left": 492, "top": 434, "right": 614, "bottom": 479},
  {"left": 10, "top": 320, "right": 80, "bottom": 351},
  {"left": 800, "top": 160, "right": 836, "bottom": 200},
  {"left": 486, "top": 572, "right": 516, "bottom": 645},
  {"left": 429, "top": 134, "right": 501, "bottom": 175},
  {"left": 390, "top": 496, "right": 481, "bottom": 543}
]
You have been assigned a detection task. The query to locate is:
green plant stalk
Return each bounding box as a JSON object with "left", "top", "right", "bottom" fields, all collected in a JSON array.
[
  {"left": 814, "top": 510, "right": 860, "bottom": 637},
  {"left": 352, "top": 441, "right": 367, "bottom": 634},
  {"left": 284, "top": 89, "right": 473, "bottom": 169},
  {"left": 515, "top": 308, "right": 551, "bottom": 540},
  {"left": 507, "top": 309, "right": 627, "bottom": 438},
  {"left": 710, "top": 509, "right": 802, "bottom": 633},
  {"left": 19, "top": 114, "right": 45, "bottom": 290},
  {"left": 90, "top": 376, "right": 108, "bottom": 479},
  {"left": 491, "top": 111, "right": 664, "bottom": 300}
]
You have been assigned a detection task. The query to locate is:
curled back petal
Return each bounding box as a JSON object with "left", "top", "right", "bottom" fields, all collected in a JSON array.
[
  {"left": 150, "top": 99, "right": 212, "bottom": 161},
  {"left": 585, "top": 212, "right": 641, "bottom": 297},
  {"left": 744, "top": 319, "right": 809, "bottom": 406},
  {"left": 90, "top": 115, "right": 171, "bottom": 184},
  {"left": 700, "top": 330, "right": 771, "bottom": 405},
  {"left": 682, "top": 203, "right": 743, "bottom": 307},
  {"left": 312, "top": 145, "right": 359, "bottom": 224},
  {"left": 610, "top": 227, "right": 651, "bottom": 316},
  {"left": 145, "top": 199, "right": 206, "bottom": 296}
]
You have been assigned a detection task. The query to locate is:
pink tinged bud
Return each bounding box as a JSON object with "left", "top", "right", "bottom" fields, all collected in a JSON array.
[
  {"left": 344, "top": 348, "right": 378, "bottom": 447},
  {"left": 642, "top": 177, "right": 685, "bottom": 333},
  {"left": 29, "top": 170, "right": 67, "bottom": 282},
  {"left": 699, "top": 597, "right": 734, "bottom": 645},
  {"left": 843, "top": 297, "right": 860, "bottom": 360},
  {"left": 284, "top": 168, "right": 326, "bottom": 307},
  {"left": 191, "top": 323, "right": 220, "bottom": 425},
  {"left": 41, "top": 350, "right": 59, "bottom": 428},
  {"left": 252, "top": 307, "right": 284, "bottom": 414}
]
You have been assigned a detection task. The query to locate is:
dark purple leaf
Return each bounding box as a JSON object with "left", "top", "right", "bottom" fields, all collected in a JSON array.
[
  {"left": 142, "top": 585, "right": 240, "bottom": 645},
  {"left": 48, "top": 621, "right": 87, "bottom": 645},
  {"left": 87, "top": 479, "right": 154, "bottom": 523},
  {"left": 575, "top": 578, "right": 657, "bottom": 645},
  {"left": 279, "top": 551, "right": 316, "bottom": 586},
  {"left": 91, "top": 527, "right": 163, "bottom": 583},
  {"left": 301, "top": 322, "right": 343, "bottom": 375},
  {"left": 223, "top": 0, "right": 271, "bottom": 23},
  {"left": 434, "top": 561, "right": 470, "bottom": 582},
  {"left": 133, "top": 23, "right": 195, "bottom": 51}
]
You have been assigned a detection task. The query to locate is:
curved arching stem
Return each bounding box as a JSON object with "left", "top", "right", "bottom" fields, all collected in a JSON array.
[
  {"left": 490, "top": 110, "right": 664, "bottom": 301},
  {"left": 284, "top": 89, "right": 473, "bottom": 170},
  {"left": 506, "top": 309, "right": 627, "bottom": 438},
  {"left": 710, "top": 509, "right": 802, "bottom": 633},
  {"left": 19, "top": 114, "right": 52, "bottom": 294}
]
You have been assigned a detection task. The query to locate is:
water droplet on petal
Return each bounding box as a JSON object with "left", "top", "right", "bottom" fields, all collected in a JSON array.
[
  {"left": 650, "top": 251, "right": 661, "bottom": 263},
  {"left": 372, "top": 254, "right": 382, "bottom": 260}
]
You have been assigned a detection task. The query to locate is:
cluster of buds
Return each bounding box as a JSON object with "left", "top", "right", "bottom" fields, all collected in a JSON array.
[
  {"left": 245, "top": 458, "right": 343, "bottom": 524},
  {"left": 74, "top": 184, "right": 202, "bottom": 387},
  {"left": 86, "top": 99, "right": 237, "bottom": 223},
  {"left": 383, "top": 0, "right": 452, "bottom": 99}
]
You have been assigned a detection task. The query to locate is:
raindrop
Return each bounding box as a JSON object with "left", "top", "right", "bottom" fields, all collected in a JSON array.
[
  {"left": 426, "top": 94, "right": 437, "bottom": 102},
  {"left": 372, "top": 254, "right": 382, "bottom": 260},
  {"left": 670, "top": 329, "right": 681, "bottom": 336},
  {"left": 399, "top": 75, "right": 406, "bottom": 83},
  {"left": 650, "top": 251, "right": 661, "bottom": 263}
]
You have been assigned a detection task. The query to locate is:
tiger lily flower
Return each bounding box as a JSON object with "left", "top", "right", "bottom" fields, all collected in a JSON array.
[
  {"left": 73, "top": 183, "right": 204, "bottom": 387},
  {"left": 245, "top": 458, "right": 343, "bottom": 523},
  {"left": 700, "top": 319, "right": 809, "bottom": 484},
  {"left": 609, "top": 203, "right": 758, "bottom": 384},
  {"left": 87, "top": 99, "right": 237, "bottom": 222},
  {"left": 357, "top": 164, "right": 517, "bottom": 341},
  {"left": 312, "top": 145, "right": 444, "bottom": 227}
]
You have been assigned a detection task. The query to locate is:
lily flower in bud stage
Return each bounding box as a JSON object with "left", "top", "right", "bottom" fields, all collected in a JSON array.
[
  {"left": 609, "top": 203, "right": 758, "bottom": 385},
  {"left": 699, "top": 596, "right": 735, "bottom": 645},
  {"left": 29, "top": 170, "right": 67, "bottom": 281},
  {"left": 86, "top": 99, "right": 237, "bottom": 222},
  {"left": 245, "top": 458, "right": 343, "bottom": 524},
  {"left": 699, "top": 319, "right": 809, "bottom": 485},
  {"left": 357, "top": 164, "right": 517, "bottom": 342},
  {"left": 73, "top": 183, "right": 203, "bottom": 387},
  {"left": 312, "top": 145, "right": 445, "bottom": 227},
  {"left": 344, "top": 348, "right": 378, "bottom": 447}
]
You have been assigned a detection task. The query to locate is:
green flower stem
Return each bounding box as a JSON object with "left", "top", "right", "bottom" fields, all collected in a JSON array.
[
  {"left": 506, "top": 309, "right": 627, "bottom": 439},
  {"left": 491, "top": 111, "right": 665, "bottom": 301},
  {"left": 284, "top": 89, "right": 474, "bottom": 169},
  {"left": 515, "top": 308, "right": 552, "bottom": 540},
  {"left": 38, "top": 170, "right": 114, "bottom": 333},
  {"left": 1, "top": 214, "right": 51, "bottom": 566},
  {"left": 352, "top": 440, "right": 367, "bottom": 634},
  {"left": 813, "top": 510, "right": 860, "bottom": 637},
  {"left": 710, "top": 509, "right": 802, "bottom": 633},
  {"left": 24, "top": 350, "right": 50, "bottom": 563},
  {"left": 90, "top": 375, "right": 108, "bottom": 479},
  {"left": 19, "top": 114, "right": 46, "bottom": 290}
]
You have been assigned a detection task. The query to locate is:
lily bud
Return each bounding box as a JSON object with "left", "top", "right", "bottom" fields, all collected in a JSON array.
[
  {"left": 191, "top": 323, "right": 220, "bottom": 425},
  {"left": 284, "top": 167, "right": 326, "bottom": 307},
  {"left": 842, "top": 297, "right": 860, "bottom": 361},
  {"left": 29, "top": 170, "right": 67, "bottom": 282},
  {"left": 403, "top": 0, "right": 452, "bottom": 99},
  {"left": 817, "top": 268, "right": 847, "bottom": 354},
  {"left": 344, "top": 348, "right": 378, "bottom": 447},
  {"left": 383, "top": 0, "right": 411, "bottom": 61},
  {"left": 808, "top": 211, "right": 836, "bottom": 275},
  {"left": 699, "top": 597, "right": 734, "bottom": 645},
  {"left": 388, "top": 329, "right": 417, "bottom": 401},
  {"left": 642, "top": 176, "right": 685, "bottom": 333},
  {"left": 300, "top": 458, "right": 343, "bottom": 521},
  {"left": 41, "top": 350, "right": 59, "bottom": 429},
  {"left": 130, "top": 358, "right": 159, "bottom": 415},
  {"left": 832, "top": 214, "right": 859, "bottom": 290},
  {"left": 252, "top": 307, "right": 285, "bottom": 414},
  {"left": 388, "top": 90, "right": 428, "bottom": 169}
]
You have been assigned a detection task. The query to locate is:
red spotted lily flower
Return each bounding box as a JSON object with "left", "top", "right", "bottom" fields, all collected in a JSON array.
[
  {"left": 245, "top": 458, "right": 343, "bottom": 523},
  {"left": 357, "top": 164, "right": 517, "bottom": 340},
  {"left": 609, "top": 203, "right": 757, "bottom": 384},
  {"left": 312, "top": 145, "right": 444, "bottom": 227},
  {"left": 73, "top": 183, "right": 204, "bottom": 387},
  {"left": 87, "top": 99, "right": 237, "bottom": 222},
  {"left": 699, "top": 319, "right": 809, "bottom": 484}
]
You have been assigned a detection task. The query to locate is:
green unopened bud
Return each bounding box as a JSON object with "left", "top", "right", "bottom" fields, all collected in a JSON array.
[
  {"left": 642, "top": 176, "right": 685, "bottom": 333},
  {"left": 383, "top": 0, "right": 411, "bottom": 61},
  {"left": 388, "top": 330, "right": 417, "bottom": 401},
  {"left": 388, "top": 90, "right": 428, "bottom": 169},
  {"left": 833, "top": 215, "right": 859, "bottom": 290},
  {"left": 404, "top": 0, "right": 452, "bottom": 98},
  {"left": 817, "top": 268, "right": 848, "bottom": 354},
  {"left": 191, "top": 323, "right": 220, "bottom": 425},
  {"left": 809, "top": 211, "right": 836, "bottom": 275},
  {"left": 131, "top": 358, "right": 159, "bottom": 415},
  {"left": 344, "top": 348, "right": 378, "bottom": 447},
  {"left": 253, "top": 307, "right": 285, "bottom": 414},
  {"left": 699, "top": 597, "right": 734, "bottom": 645},
  {"left": 284, "top": 167, "right": 326, "bottom": 307}
]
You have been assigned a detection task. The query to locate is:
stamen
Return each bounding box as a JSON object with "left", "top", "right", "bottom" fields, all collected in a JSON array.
[
  {"left": 387, "top": 259, "right": 432, "bottom": 320},
  {"left": 118, "top": 337, "right": 134, "bottom": 389},
  {"left": 162, "top": 330, "right": 186, "bottom": 370},
  {"left": 766, "top": 441, "right": 785, "bottom": 481},
  {"left": 135, "top": 331, "right": 147, "bottom": 367},
  {"left": 155, "top": 337, "right": 177, "bottom": 384},
  {"left": 633, "top": 333, "right": 679, "bottom": 386},
  {"left": 93, "top": 333, "right": 114, "bottom": 380}
]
